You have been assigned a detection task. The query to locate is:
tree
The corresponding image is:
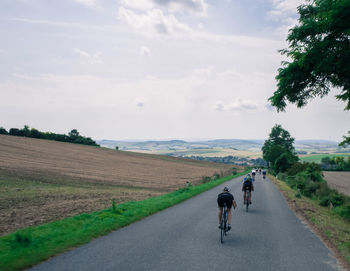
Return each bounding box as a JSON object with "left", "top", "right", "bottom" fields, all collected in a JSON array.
[
  {"left": 0, "top": 127, "right": 8, "bottom": 135},
  {"left": 270, "top": 0, "right": 350, "bottom": 111},
  {"left": 262, "top": 125, "right": 299, "bottom": 173},
  {"left": 269, "top": 0, "right": 350, "bottom": 145}
]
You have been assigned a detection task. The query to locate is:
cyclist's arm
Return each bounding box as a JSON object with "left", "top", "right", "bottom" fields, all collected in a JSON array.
[{"left": 232, "top": 200, "right": 237, "bottom": 209}]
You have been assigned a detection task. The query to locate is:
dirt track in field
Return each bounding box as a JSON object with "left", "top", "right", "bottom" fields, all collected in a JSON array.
[
  {"left": 323, "top": 171, "right": 350, "bottom": 196},
  {"left": 0, "top": 135, "right": 237, "bottom": 235}
]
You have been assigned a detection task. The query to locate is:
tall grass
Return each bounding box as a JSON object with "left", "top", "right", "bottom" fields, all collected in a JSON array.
[{"left": 0, "top": 171, "right": 246, "bottom": 271}]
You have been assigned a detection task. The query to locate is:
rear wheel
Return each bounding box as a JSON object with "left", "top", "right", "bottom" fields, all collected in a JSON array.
[
  {"left": 246, "top": 191, "right": 250, "bottom": 212},
  {"left": 220, "top": 210, "right": 225, "bottom": 243}
]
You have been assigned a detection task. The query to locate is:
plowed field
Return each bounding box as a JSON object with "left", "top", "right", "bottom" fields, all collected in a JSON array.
[
  {"left": 0, "top": 135, "right": 237, "bottom": 235},
  {"left": 323, "top": 171, "right": 350, "bottom": 196}
]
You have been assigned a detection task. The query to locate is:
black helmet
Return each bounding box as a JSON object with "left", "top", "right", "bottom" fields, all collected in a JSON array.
[{"left": 223, "top": 187, "right": 229, "bottom": 192}]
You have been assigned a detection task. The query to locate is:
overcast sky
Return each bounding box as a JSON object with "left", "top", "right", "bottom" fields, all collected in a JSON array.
[{"left": 1, "top": 0, "right": 348, "bottom": 141}]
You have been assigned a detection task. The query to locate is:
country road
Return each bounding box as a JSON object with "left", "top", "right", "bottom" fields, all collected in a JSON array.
[{"left": 30, "top": 174, "right": 343, "bottom": 271}]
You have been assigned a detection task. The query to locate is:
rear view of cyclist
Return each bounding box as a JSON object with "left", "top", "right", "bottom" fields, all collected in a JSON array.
[
  {"left": 251, "top": 169, "right": 256, "bottom": 181},
  {"left": 217, "top": 187, "right": 237, "bottom": 231},
  {"left": 262, "top": 169, "right": 266, "bottom": 179},
  {"left": 242, "top": 174, "right": 254, "bottom": 204}
]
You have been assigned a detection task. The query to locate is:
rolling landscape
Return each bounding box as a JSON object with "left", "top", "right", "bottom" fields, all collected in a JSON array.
[
  {"left": 0, "top": 134, "right": 239, "bottom": 235},
  {"left": 2, "top": 0, "right": 350, "bottom": 270}
]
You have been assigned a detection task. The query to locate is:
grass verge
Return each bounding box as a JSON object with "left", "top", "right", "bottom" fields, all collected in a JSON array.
[
  {"left": 269, "top": 174, "right": 350, "bottom": 269},
  {"left": 0, "top": 171, "right": 247, "bottom": 271}
]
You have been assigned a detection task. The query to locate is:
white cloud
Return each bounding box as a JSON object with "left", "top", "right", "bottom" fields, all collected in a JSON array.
[
  {"left": 73, "top": 0, "right": 98, "bottom": 8},
  {"left": 215, "top": 99, "right": 259, "bottom": 112},
  {"left": 140, "top": 46, "right": 151, "bottom": 56},
  {"left": 120, "top": 0, "right": 208, "bottom": 16},
  {"left": 118, "top": 7, "right": 192, "bottom": 37},
  {"left": 73, "top": 48, "right": 102, "bottom": 64}
]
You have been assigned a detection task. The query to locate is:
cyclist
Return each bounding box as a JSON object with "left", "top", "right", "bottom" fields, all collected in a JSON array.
[
  {"left": 262, "top": 169, "right": 266, "bottom": 179},
  {"left": 251, "top": 169, "right": 256, "bottom": 181},
  {"left": 217, "top": 187, "right": 237, "bottom": 231},
  {"left": 242, "top": 174, "right": 254, "bottom": 204}
]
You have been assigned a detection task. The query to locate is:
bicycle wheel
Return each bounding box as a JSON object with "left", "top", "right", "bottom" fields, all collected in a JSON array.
[
  {"left": 246, "top": 191, "right": 249, "bottom": 212},
  {"left": 220, "top": 210, "right": 225, "bottom": 243}
]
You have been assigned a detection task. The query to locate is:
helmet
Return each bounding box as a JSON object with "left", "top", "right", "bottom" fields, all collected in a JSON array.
[{"left": 223, "top": 187, "right": 229, "bottom": 192}]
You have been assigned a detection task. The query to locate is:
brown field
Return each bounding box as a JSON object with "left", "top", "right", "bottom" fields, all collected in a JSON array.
[
  {"left": 0, "top": 135, "right": 238, "bottom": 235},
  {"left": 323, "top": 171, "right": 350, "bottom": 196}
]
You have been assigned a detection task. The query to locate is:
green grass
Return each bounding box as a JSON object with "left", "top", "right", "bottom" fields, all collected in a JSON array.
[
  {"left": 299, "top": 154, "right": 350, "bottom": 163},
  {"left": 0, "top": 171, "right": 247, "bottom": 271}
]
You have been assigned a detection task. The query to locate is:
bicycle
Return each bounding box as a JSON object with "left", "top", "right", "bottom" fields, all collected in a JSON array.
[
  {"left": 220, "top": 203, "right": 228, "bottom": 243},
  {"left": 245, "top": 190, "right": 250, "bottom": 212}
]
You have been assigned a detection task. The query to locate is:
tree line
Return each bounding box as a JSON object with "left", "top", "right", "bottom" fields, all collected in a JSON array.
[
  {"left": 0, "top": 126, "right": 99, "bottom": 147},
  {"left": 320, "top": 156, "right": 350, "bottom": 171}
]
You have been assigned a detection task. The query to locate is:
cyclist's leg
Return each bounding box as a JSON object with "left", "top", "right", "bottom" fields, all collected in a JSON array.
[
  {"left": 218, "top": 206, "right": 223, "bottom": 223},
  {"left": 243, "top": 190, "right": 246, "bottom": 202},
  {"left": 227, "top": 207, "right": 232, "bottom": 224}
]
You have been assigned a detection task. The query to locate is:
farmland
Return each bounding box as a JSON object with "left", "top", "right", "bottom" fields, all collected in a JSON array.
[
  {"left": 323, "top": 171, "right": 350, "bottom": 196},
  {"left": 0, "top": 135, "right": 237, "bottom": 235}
]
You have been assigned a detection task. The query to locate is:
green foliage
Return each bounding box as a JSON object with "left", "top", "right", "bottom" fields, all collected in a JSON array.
[
  {"left": 269, "top": 0, "right": 350, "bottom": 112},
  {"left": 320, "top": 155, "right": 350, "bottom": 171},
  {"left": 339, "top": 131, "right": 350, "bottom": 147},
  {"left": 262, "top": 124, "right": 298, "bottom": 173},
  {"left": 0, "top": 127, "right": 8, "bottom": 135},
  {"left": 5, "top": 126, "right": 99, "bottom": 147}
]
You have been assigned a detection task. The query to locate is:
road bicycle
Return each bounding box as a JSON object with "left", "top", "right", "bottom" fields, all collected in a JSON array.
[{"left": 220, "top": 203, "right": 228, "bottom": 243}]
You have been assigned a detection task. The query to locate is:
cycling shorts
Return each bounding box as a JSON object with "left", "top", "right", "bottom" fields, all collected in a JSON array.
[
  {"left": 242, "top": 184, "right": 252, "bottom": 192},
  {"left": 217, "top": 193, "right": 234, "bottom": 209}
]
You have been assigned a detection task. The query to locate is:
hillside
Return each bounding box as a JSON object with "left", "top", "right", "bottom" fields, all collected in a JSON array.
[{"left": 0, "top": 135, "right": 236, "bottom": 235}]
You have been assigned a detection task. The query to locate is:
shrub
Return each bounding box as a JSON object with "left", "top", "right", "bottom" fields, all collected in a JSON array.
[
  {"left": 319, "top": 196, "right": 330, "bottom": 207},
  {"left": 286, "top": 162, "right": 308, "bottom": 176},
  {"left": 303, "top": 181, "right": 320, "bottom": 197},
  {"left": 329, "top": 192, "right": 344, "bottom": 207},
  {"left": 202, "top": 176, "right": 212, "bottom": 183},
  {"left": 333, "top": 203, "right": 350, "bottom": 220},
  {"left": 276, "top": 172, "right": 287, "bottom": 181}
]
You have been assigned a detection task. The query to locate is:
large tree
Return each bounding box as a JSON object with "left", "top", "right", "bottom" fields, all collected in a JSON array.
[
  {"left": 269, "top": 0, "right": 350, "bottom": 145},
  {"left": 262, "top": 125, "right": 299, "bottom": 173}
]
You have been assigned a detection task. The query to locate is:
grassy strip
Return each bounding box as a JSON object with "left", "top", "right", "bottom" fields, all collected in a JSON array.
[
  {"left": 0, "top": 171, "right": 247, "bottom": 271},
  {"left": 269, "top": 175, "right": 350, "bottom": 268}
]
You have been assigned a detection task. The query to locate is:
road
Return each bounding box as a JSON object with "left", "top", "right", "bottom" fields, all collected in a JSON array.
[{"left": 30, "top": 174, "right": 343, "bottom": 271}]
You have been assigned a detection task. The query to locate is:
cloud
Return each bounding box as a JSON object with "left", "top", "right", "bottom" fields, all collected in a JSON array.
[
  {"left": 118, "top": 7, "right": 192, "bottom": 37},
  {"left": 140, "top": 46, "right": 151, "bottom": 56},
  {"left": 73, "top": 48, "right": 102, "bottom": 64},
  {"left": 73, "top": 0, "right": 98, "bottom": 8},
  {"left": 120, "top": 0, "right": 208, "bottom": 16},
  {"left": 215, "top": 99, "right": 258, "bottom": 112}
]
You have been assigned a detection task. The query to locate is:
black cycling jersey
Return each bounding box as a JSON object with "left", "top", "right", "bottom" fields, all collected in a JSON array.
[{"left": 217, "top": 192, "right": 234, "bottom": 208}]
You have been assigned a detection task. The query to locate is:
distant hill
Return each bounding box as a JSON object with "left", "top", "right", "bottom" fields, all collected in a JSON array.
[{"left": 97, "top": 138, "right": 344, "bottom": 154}]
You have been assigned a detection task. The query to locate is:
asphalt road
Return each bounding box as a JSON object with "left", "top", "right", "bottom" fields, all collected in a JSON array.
[{"left": 30, "top": 174, "right": 343, "bottom": 271}]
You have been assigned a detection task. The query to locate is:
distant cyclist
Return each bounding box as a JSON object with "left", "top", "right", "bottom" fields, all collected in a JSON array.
[
  {"left": 262, "top": 169, "right": 266, "bottom": 179},
  {"left": 217, "top": 187, "right": 237, "bottom": 231},
  {"left": 242, "top": 174, "right": 254, "bottom": 204},
  {"left": 251, "top": 169, "right": 256, "bottom": 181}
]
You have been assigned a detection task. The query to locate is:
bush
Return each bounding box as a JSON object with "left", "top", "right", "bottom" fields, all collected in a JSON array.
[
  {"left": 333, "top": 203, "right": 350, "bottom": 220},
  {"left": 201, "top": 176, "right": 212, "bottom": 183},
  {"left": 329, "top": 192, "right": 344, "bottom": 207},
  {"left": 276, "top": 172, "right": 287, "bottom": 181},
  {"left": 319, "top": 196, "right": 330, "bottom": 207},
  {"left": 286, "top": 162, "right": 308, "bottom": 176},
  {"left": 303, "top": 181, "right": 320, "bottom": 197}
]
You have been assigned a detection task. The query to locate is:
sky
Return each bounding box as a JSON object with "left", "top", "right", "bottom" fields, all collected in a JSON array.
[{"left": 0, "top": 0, "right": 349, "bottom": 141}]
